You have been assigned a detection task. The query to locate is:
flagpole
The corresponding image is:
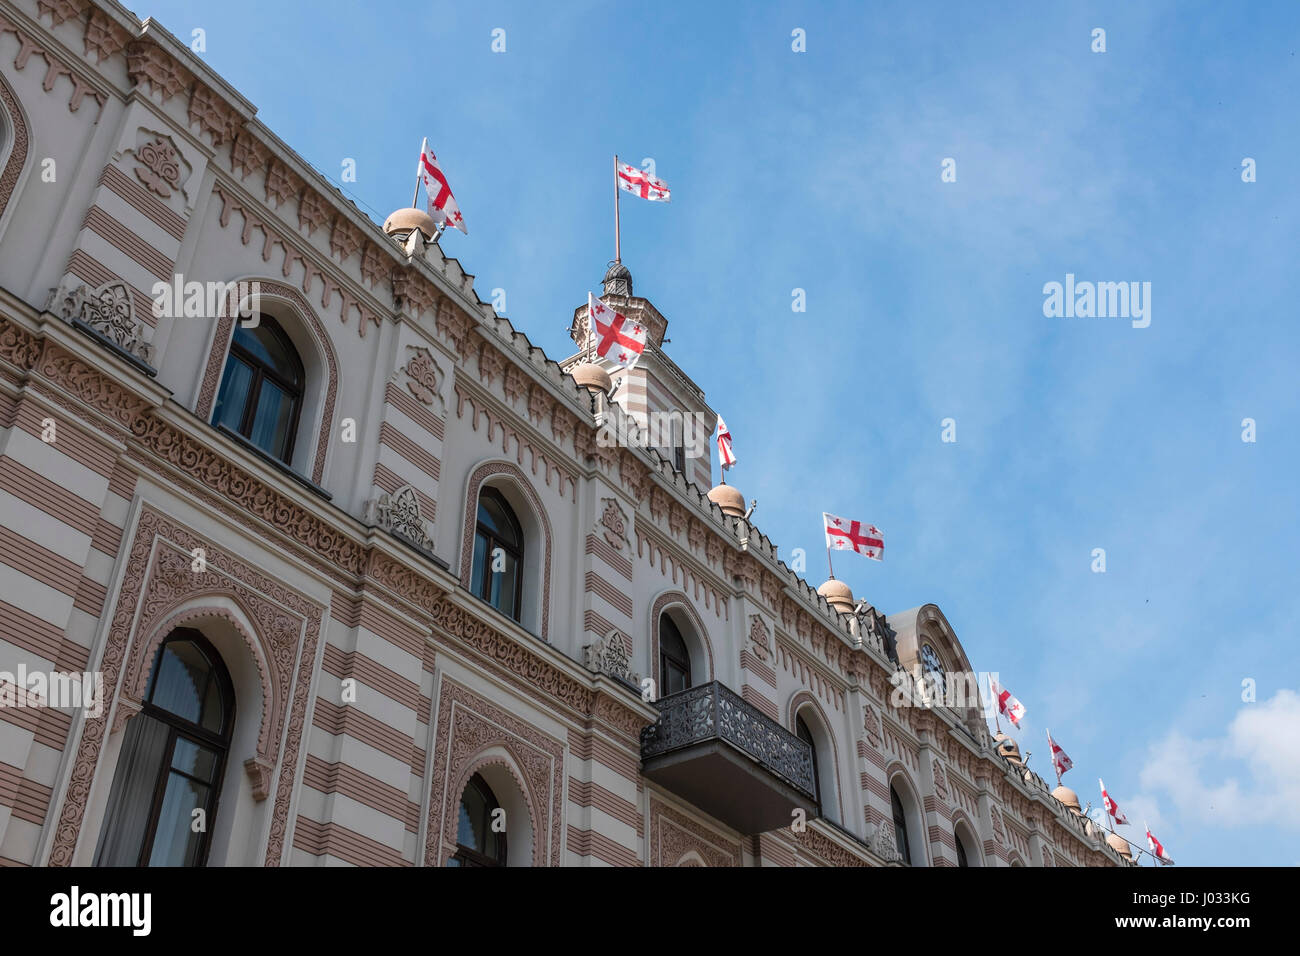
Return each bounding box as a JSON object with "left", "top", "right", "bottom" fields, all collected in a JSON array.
[
  {"left": 613, "top": 154, "right": 622, "bottom": 263},
  {"left": 826, "top": 546, "right": 835, "bottom": 580},
  {"left": 413, "top": 139, "right": 424, "bottom": 208}
]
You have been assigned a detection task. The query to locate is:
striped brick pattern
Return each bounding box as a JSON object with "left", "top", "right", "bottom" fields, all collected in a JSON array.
[
  {"left": 301, "top": 754, "right": 420, "bottom": 832},
  {"left": 566, "top": 824, "right": 638, "bottom": 867},
  {"left": 292, "top": 816, "right": 410, "bottom": 867},
  {"left": 313, "top": 698, "right": 422, "bottom": 768},
  {"left": 742, "top": 684, "right": 779, "bottom": 720},
  {"left": 320, "top": 644, "right": 423, "bottom": 713},
  {"left": 99, "top": 165, "right": 186, "bottom": 241},
  {"left": 370, "top": 384, "right": 443, "bottom": 548},
  {"left": 61, "top": 160, "right": 190, "bottom": 333}
]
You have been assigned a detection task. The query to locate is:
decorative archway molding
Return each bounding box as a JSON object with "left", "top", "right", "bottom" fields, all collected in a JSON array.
[
  {"left": 648, "top": 589, "right": 714, "bottom": 693},
  {"left": 950, "top": 808, "right": 984, "bottom": 866},
  {"left": 195, "top": 277, "right": 340, "bottom": 485},
  {"left": 425, "top": 678, "right": 563, "bottom": 867},
  {"left": 459, "top": 459, "right": 553, "bottom": 641},
  {"left": 118, "top": 596, "right": 281, "bottom": 799},
  {"left": 0, "top": 67, "right": 30, "bottom": 230},
  {"left": 884, "top": 760, "right": 930, "bottom": 867},
  {"left": 444, "top": 748, "right": 542, "bottom": 867},
  {"left": 45, "top": 507, "right": 323, "bottom": 867},
  {"left": 787, "top": 689, "right": 844, "bottom": 822}
]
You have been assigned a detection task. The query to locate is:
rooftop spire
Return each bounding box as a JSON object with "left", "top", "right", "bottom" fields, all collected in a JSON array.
[{"left": 602, "top": 260, "right": 633, "bottom": 298}]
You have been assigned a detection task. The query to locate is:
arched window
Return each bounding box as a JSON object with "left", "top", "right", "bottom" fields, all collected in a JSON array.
[
  {"left": 94, "top": 629, "right": 235, "bottom": 867},
  {"left": 448, "top": 773, "right": 507, "bottom": 867},
  {"left": 212, "top": 314, "right": 304, "bottom": 464},
  {"left": 956, "top": 835, "right": 970, "bottom": 867},
  {"left": 470, "top": 488, "right": 524, "bottom": 621},
  {"left": 658, "top": 614, "right": 691, "bottom": 696},
  {"left": 796, "top": 713, "right": 820, "bottom": 808},
  {"left": 891, "top": 785, "right": 912, "bottom": 865}
]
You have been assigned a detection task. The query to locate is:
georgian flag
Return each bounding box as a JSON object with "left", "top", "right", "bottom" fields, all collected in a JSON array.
[
  {"left": 989, "top": 677, "right": 1025, "bottom": 727},
  {"left": 418, "top": 138, "right": 467, "bottom": 234},
  {"left": 1146, "top": 823, "right": 1174, "bottom": 864},
  {"left": 1100, "top": 779, "right": 1129, "bottom": 825},
  {"left": 716, "top": 416, "right": 737, "bottom": 469},
  {"left": 1047, "top": 728, "right": 1073, "bottom": 778},
  {"left": 588, "top": 293, "right": 647, "bottom": 369},
  {"left": 618, "top": 161, "right": 671, "bottom": 201},
  {"left": 822, "top": 512, "right": 883, "bottom": 561}
]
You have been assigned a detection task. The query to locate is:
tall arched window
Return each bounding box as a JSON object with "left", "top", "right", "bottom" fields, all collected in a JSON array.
[
  {"left": 448, "top": 773, "right": 507, "bottom": 867},
  {"left": 658, "top": 614, "right": 691, "bottom": 696},
  {"left": 212, "top": 315, "right": 304, "bottom": 464},
  {"left": 470, "top": 488, "right": 524, "bottom": 621},
  {"left": 891, "top": 785, "right": 912, "bottom": 865},
  {"left": 956, "top": 836, "right": 970, "bottom": 867},
  {"left": 94, "top": 630, "right": 235, "bottom": 867},
  {"left": 796, "top": 713, "right": 820, "bottom": 808}
]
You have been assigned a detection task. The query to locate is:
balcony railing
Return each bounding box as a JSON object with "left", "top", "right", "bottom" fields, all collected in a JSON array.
[{"left": 641, "top": 681, "right": 816, "bottom": 802}]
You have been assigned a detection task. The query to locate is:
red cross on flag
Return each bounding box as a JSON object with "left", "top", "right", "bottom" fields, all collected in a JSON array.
[
  {"left": 1100, "top": 779, "right": 1129, "bottom": 825},
  {"left": 588, "top": 293, "right": 647, "bottom": 369},
  {"left": 716, "top": 416, "right": 737, "bottom": 469},
  {"left": 822, "top": 512, "right": 884, "bottom": 561},
  {"left": 988, "top": 677, "right": 1026, "bottom": 727},
  {"left": 1145, "top": 824, "right": 1174, "bottom": 864},
  {"left": 1047, "top": 728, "right": 1073, "bottom": 779},
  {"left": 418, "top": 138, "right": 467, "bottom": 235},
  {"left": 617, "top": 161, "right": 671, "bottom": 202}
]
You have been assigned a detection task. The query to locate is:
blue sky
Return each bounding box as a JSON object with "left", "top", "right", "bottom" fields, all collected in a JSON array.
[{"left": 136, "top": 0, "right": 1299, "bottom": 864}]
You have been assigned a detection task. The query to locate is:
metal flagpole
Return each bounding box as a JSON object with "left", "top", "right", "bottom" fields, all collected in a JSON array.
[
  {"left": 826, "top": 545, "right": 835, "bottom": 580},
  {"left": 990, "top": 676, "right": 1002, "bottom": 734},
  {"left": 614, "top": 154, "right": 622, "bottom": 263},
  {"left": 413, "top": 140, "right": 424, "bottom": 208}
]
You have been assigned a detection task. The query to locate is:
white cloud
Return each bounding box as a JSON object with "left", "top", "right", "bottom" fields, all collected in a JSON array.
[{"left": 1138, "top": 689, "right": 1300, "bottom": 829}]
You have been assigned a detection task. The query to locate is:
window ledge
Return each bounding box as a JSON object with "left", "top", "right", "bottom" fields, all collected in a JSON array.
[
  {"left": 214, "top": 424, "right": 332, "bottom": 501},
  {"left": 70, "top": 317, "right": 158, "bottom": 377}
]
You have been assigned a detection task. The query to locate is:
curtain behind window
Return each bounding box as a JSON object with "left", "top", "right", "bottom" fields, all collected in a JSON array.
[{"left": 93, "top": 714, "right": 170, "bottom": 866}]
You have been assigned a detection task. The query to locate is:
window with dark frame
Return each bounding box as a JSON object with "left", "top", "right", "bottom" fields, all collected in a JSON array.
[
  {"left": 447, "top": 773, "right": 507, "bottom": 867},
  {"left": 796, "top": 713, "right": 821, "bottom": 809},
  {"left": 891, "top": 785, "right": 912, "bottom": 865},
  {"left": 212, "top": 315, "right": 305, "bottom": 465},
  {"left": 658, "top": 614, "right": 691, "bottom": 697},
  {"left": 93, "top": 629, "right": 235, "bottom": 867},
  {"left": 956, "top": 834, "right": 970, "bottom": 867},
  {"left": 470, "top": 488, "right": 524, "bottom": 622}
]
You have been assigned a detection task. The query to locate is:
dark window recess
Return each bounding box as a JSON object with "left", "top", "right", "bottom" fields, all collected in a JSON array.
[
  {"left": 796, "top": 714, "right": 821, "bottom": 808},
  {"left": 891, "top": 786, "right": 912, "bottom": 865},
  {"left": 447, "top": 773, "right": 507, "bottom": 867},
  {"left": 659, "top": 614, "right": 691, "bottom": 697},
  {"left": 470, "top": 488, "right": 524, "bottom": 622},
  {"left": 212, "top": 315, "right": 304, "bottom": 465}
]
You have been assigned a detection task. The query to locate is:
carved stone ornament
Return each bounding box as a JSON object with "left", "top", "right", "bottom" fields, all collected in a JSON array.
[
  {"left": 598, "top": 497, "right": 630, "bottom": 550},
  {"left": 367, "top": 486, "right": 432, "bottom": 550},
  {"left": 868, "top": 820, "right": 902, "bottom": 863},
  {"left": 747, "top": 615, "right": 771, "bottom": 661},
  {"left": 244, "top": 757, "right": 274, "bottom": 802},
  {"left": 134, "top": 134, "right": 184, "bottom": 198},
  {"left": 932, "top": 760, "right": 949, "bottom": 801},
  {"left": 583, "top": 629, "right": 639, "bottom": 685},
  {"left": 863, "top": 705, "right": 882, "bottom": 748},
  {"left": 54, "top": 280, "right": 154, "bottom": 364},
  {"left": 403, "top": 345, "right": 442, "bottom": 406}
]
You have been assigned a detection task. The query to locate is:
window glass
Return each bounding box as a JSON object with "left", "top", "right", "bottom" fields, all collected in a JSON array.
[
  {"left": 212, "top": 357, "right": 253, "bottom": 432},
  {"left": 93, "top": 631, "right": 234, "bottom": 868}
]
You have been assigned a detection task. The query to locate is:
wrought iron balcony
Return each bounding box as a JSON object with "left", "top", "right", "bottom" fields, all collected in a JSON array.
[{"left": 640, "top": 681, "right": 817, "bottom": 835}]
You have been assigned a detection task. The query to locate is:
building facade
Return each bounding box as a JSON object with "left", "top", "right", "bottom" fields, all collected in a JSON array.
[{"left": 0, "top": 0, "right": 1127, "bottom": 867}]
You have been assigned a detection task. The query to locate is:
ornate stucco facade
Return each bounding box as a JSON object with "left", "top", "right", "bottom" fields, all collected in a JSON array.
[{"left": 0, "top": 0, "right": 1125, "bottom": 867}]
